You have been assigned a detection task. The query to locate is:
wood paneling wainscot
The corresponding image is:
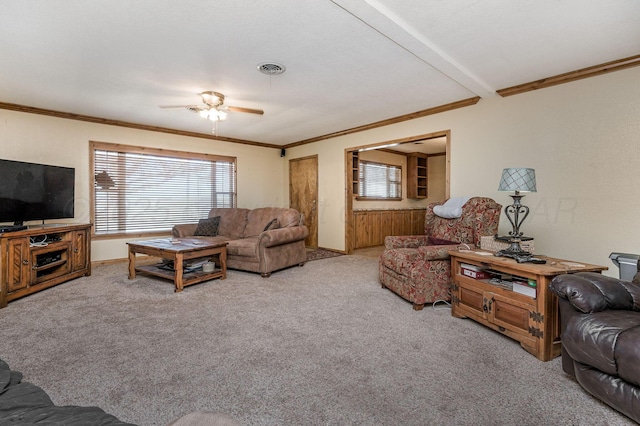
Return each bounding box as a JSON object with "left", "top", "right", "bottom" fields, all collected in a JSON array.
[{"left": 353, "top": 209, "right": 426, "bottom": 249}]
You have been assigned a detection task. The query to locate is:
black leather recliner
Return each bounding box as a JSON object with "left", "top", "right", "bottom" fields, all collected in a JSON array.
[{"left": 549, "top": 271, "right": 640, "bottom": 424}]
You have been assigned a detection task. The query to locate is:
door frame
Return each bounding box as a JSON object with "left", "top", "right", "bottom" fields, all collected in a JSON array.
[{"left": 344, "top": 130, "right": 451, "bottom": 254}]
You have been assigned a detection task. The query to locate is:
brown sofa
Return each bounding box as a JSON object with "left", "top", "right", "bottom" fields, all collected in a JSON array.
[
  {"left": 549, "top": 272, "right": 640, "bottom": 423},
  {"left": 172, "top": 207, "right": 308, "bottom": 277}
]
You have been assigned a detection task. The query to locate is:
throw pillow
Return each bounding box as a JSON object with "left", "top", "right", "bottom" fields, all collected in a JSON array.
[
  {"left": 427, "top": 236, "right": 459, "bottom": 246},
  {"left": 194, "top": 216, "right": 221, "bottom": 236},
  {"left": 263, "top": 218, "right": 279, "bottom": 232}
]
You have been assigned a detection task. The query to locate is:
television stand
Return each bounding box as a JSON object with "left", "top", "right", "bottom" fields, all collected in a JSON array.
[{"left": 0, "top": 223, "right": 91, "bottom": 308}]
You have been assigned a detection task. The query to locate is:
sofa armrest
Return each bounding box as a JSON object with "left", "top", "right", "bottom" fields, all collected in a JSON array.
[
  {"left": 417, "top": 244, "right": 454, "bottom": 261},
  {"left": 384, "top": 235, "right": 429, "bottom": 249},
  {"left": 172, "top": 223, "right": 198, "bottom": 238},
  {"left": 549, "top": 272, "right": 640, "bottom": 314},
  {"left": 258, "top": 226, "right": 309, "bottom": 248}
]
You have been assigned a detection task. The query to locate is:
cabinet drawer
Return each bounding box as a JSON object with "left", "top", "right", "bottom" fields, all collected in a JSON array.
[
  {"left": 492, "top": 297, "right": 530, "bottom": 332},
  {"left": 459, "top": 285, "right": 484, "bottom": 313}
]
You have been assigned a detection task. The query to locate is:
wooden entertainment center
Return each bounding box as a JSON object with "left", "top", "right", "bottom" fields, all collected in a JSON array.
[{"left": 0, "top": 223, "right": 91, "bottom": 308}]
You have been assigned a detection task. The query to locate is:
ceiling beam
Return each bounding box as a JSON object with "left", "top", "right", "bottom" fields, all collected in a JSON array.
[{"left": 331, "top": 0, "right": 496, "bottom": 98}]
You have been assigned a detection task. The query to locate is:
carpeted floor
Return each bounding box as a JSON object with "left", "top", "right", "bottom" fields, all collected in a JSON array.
[{"left": 0, "top": 255, "right": 635, "bottom": 426}]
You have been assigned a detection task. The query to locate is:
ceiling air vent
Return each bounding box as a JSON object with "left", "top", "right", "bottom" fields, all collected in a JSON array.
[{"left": 257, "top": 62, "right": 286, "bottom": 75}]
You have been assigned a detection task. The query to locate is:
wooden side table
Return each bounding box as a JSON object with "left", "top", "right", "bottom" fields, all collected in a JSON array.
[
  {"left": 127, "top": 238, "right": 227, "bottom": 292},
  {"left": 449, "top": 249, "right": 607, "bottom": 361}
]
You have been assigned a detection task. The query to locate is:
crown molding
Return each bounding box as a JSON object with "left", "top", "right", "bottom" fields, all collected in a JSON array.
[
  {"left": 284, "top": 97, "right": 481, "bottom": 148},
  {"left": 497, "top": 54, "right": 640, "bottom": 97},
  {"left": 0, "top": 101, "right": 281, "bottom": 149}
]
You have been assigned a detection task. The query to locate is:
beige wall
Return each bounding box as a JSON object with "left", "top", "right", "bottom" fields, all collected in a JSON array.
[
  {"left": 2, "top": 66, "right": 639, "bottom": 275},
  {"left": 286, "top": 66, "right": 640, "bottom": 276},
  {"left": 0, "top": 110, "right": 285, "bottom": 261}
]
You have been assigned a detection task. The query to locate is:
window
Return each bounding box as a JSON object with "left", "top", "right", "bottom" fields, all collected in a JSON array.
[
  {"left": 358, "top": 160, "right": 401, "bottom": 200},
  {"left": 91, "top": 142, "right": 236, "bottom": 236}
]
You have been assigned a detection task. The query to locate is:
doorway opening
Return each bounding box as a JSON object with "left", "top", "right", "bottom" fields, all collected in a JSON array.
[{"left": 344, "top": 130, "right": 451, "bottom": 254}]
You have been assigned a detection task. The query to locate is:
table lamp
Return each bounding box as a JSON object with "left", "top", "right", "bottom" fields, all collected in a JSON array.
[{"left": 496, "top": 168, "right": 536, "bottom": 258}]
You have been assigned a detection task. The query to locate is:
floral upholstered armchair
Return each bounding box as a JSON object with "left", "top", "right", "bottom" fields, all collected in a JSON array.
[{"left": 378, "top": 197, "right": 501, "bottom": 310}]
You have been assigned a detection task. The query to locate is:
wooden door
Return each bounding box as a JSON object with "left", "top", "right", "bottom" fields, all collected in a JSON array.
[
  {"left": 71, "top": 229, "right": 89, "bottom": 272},
  {"left": 289, "top": 155, "right": 318, "bottom": 248},
  {"left": 6, "top": 238, "right": 30, "bottom": 292}
]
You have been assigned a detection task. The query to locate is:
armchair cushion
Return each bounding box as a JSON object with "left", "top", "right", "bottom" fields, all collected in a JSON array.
[
  {"left": 427, "top": 236, "right": 459, "bottom": 246},
  {"left": 384, "top": 235, "right": 429, "bottom": 249},
  {"left": 417, "top": 244, "right": 457, "bottom": 260}
]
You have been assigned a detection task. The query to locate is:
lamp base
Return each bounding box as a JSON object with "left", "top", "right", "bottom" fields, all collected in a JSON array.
[
  {"left": 495, "top": 248, "right": 532, "bottom": 259},
  {"left": 494, "top": 235, "right": 533, "bottom": 242},
  {"left": 494, "top": 236, "right": 536, "bottom": 261},
  {"left": 495, "top": 249, "right": 546, "bottom": 264}
]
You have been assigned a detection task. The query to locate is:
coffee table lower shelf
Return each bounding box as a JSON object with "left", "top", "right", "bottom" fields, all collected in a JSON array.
[{"left": 134, "top": 264, "right": 225, "bottom": 289}]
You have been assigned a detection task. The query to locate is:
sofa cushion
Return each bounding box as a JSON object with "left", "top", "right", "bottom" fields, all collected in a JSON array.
[
  {"left": 263, "top": 218, "right": 279, "bottom": 232},
  {"left": 227, "top": 237, "right": 258, "bottom": 258},
  {"left": 244, "top": 208, "right": 300, "bottom": 237},
  {"left": 193, "top": 216, "right": 220, "bottom": 236},
  {"left": 563, "top": 310, "right": 640, "bottom": 386},
  {"left": 208, "top": 208, "right": 250, "bottom": 239}
]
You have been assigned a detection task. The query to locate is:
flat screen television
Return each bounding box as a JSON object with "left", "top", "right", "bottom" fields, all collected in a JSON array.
[{"left": 0, "top": 159, "right": 75, "bottom": 225}]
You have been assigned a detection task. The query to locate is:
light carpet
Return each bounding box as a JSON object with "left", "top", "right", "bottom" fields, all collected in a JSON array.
[{"left": 0, "top": 256, "right": 634, "bottom": 426}]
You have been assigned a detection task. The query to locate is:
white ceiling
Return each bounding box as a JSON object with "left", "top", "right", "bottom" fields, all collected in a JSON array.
[{"left": 1, "top": 0, "right": 639, "bottom": 147}]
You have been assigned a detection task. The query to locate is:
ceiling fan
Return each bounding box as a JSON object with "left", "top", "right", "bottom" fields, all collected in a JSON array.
[{"left": 160, "top": 91, "right": 264, "bottom": 131}]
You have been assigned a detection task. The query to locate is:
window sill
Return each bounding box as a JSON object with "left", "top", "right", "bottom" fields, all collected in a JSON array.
[{"left": 355, "top": 197, "right": 402, "bottom": 201}]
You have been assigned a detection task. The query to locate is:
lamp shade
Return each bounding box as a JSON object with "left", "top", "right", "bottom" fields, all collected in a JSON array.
[{"left": 498, "top": 168, "right": 537, "bottom": 192}]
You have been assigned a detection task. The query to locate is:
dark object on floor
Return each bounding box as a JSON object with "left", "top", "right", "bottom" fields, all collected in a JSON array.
[
  {"left": 549, "top": 272, "right": 640, "bottom": 424},
  {"left": 0, "top": 358, "right": 134, "bottom": 425},
  {"left": 306, "top": 248, "right": 344, "bottom": 262}
]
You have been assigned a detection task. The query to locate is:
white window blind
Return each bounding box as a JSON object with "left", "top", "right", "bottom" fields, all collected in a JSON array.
[
  {"left": 358, "top": 160, "right": 401, "bottom": 199},
  {"left": 92, "top": 143, "right": 236, "bottom": 235}
]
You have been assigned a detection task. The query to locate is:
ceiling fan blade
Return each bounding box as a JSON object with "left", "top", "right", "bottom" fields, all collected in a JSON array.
[
  {"left": 158, "top": 104, "right": 200, "bottom": 109},
  {"left": 227, "top": 105, "right": 264, "bottom": 115}
]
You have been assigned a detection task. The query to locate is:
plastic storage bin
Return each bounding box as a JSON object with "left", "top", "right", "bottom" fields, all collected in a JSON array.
[{"left": 609, "top": 252, "right": 640, "bottom": 281}]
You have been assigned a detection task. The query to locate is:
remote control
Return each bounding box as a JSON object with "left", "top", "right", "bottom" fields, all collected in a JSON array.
[{"left": 515, "top": 255, "right": 546, "bottom": 264}]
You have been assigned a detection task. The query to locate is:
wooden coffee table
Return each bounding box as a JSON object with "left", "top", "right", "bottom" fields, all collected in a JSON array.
[{"left": 127, "top": 238, "right": 227, "bottom": 292}]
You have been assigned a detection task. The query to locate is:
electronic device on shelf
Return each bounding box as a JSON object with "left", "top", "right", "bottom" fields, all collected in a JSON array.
[
  {"left": 0, "top": 158, "right": 75, "bottom": 226},
  {"left": 0, "top": 225, "right": 27, "bottom": 233},
  {"left": 36, "top": 253, "right": 62, "bottom": 267}
]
